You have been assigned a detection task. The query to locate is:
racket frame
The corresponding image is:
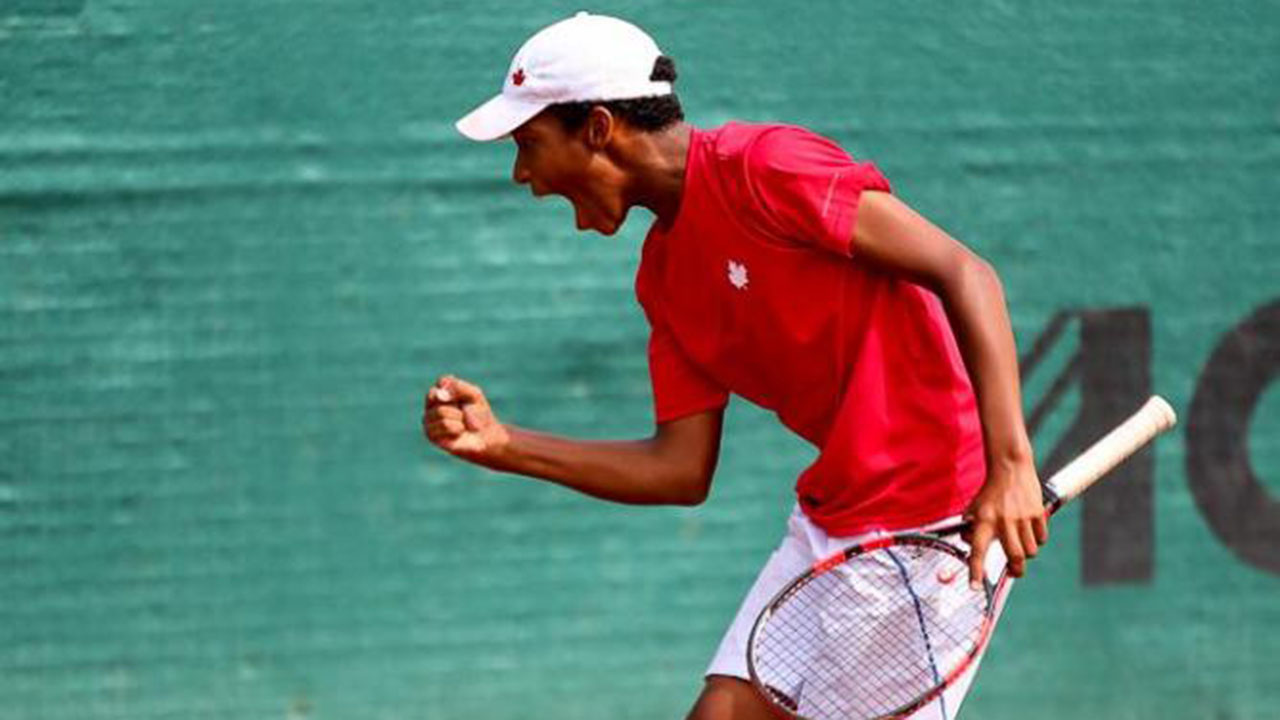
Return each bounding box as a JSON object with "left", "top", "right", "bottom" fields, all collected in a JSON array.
[
  {"left": 746, "top": 532, "right": 1006, "bottom": 720},
  {"left": 744, "top": 395, "right": 1177, "bottom": 719}
]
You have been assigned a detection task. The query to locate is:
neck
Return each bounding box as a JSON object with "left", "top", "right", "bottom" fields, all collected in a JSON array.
[{"left": 622, "top": 122, "right": 693, "bottom": 229}]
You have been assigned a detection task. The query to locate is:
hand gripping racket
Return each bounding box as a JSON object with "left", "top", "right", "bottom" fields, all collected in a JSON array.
[{"left": 746, "top": 396, "right": 1177, "bottom": 720}]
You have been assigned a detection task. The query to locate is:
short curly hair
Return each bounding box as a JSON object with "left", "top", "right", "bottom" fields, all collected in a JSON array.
[{"left": 546, "top": 55, "right": 684, "bottom": 133}]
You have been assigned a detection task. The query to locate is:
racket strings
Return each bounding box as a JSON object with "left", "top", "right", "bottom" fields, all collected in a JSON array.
[{"left": 751, "top": 545, "right": 991, "bottom": 720}]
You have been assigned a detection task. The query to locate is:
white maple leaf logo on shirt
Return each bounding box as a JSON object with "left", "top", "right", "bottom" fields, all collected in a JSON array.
[{"left": 727, "top": 260, "right": 749, "bottom": 290}]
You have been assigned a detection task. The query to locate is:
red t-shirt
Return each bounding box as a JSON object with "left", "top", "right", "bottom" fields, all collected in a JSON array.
[{"left": 636, "top": 122, "right": 987, "bottom": 536}]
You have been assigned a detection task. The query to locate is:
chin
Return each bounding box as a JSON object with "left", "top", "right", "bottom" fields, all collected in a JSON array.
[
  {"left": 570, "top": 197, "right": 629, "bottom": 235},
  {"left": 574, "top": 210, "right": 626, "bottom": 236},
  {"left": 597, "top": 207, "right": 630, "bottom": 236},
  {"left": 575, "top": 222, "right": 618, "bottom": 236}
]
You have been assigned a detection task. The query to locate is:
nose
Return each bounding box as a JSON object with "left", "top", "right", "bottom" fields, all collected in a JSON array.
[{"left": 512, "top": 155, "right": 531, "bottom": 186}]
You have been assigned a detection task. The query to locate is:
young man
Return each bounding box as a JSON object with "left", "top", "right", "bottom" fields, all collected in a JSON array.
[{"left": 427, "top": 12, "right": 1047, "bottom": 720}]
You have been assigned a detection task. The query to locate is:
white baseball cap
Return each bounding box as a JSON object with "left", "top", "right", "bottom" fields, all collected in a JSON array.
[{"left": 455, "top": 12, "right": 672, "bottom": 142}]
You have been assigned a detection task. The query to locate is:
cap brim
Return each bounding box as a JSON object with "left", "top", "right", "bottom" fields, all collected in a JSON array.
[{"left": 455, "top": 94, "right": 548, "bottom": 141}]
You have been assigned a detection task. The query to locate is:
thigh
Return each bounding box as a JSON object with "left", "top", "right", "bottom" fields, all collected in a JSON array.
[
  {"left": 704, "top": 510, "right": 816, "bottom": 681},
  {"left": 686, "top": 676, "right": 778, "bottom": 720}
]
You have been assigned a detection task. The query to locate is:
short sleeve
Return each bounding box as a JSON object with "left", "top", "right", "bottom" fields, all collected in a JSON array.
[
  {"left": 647, "top": 321, "right": 729, "bottom": 424},
  {"left": 744, "top": 126, "right": 892, "bottom": 257}
]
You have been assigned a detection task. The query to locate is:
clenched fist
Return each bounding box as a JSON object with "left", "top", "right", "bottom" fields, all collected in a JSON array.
[{"left": 422, "top": 375, "right": 511, "bottom": 466}]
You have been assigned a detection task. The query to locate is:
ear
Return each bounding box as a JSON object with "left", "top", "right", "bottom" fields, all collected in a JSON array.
[{"left": 584, "top": 105, "right": 616, "bottom": 150}]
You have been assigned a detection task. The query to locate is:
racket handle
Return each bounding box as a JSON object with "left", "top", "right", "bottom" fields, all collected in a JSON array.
[{"left": 1043, "top": 395, "right": 1177, "bottom": 510}]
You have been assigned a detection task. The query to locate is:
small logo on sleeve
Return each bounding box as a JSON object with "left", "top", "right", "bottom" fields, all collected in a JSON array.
[{"left": 728, "top": 260, "right": 749, "bottom": 290}]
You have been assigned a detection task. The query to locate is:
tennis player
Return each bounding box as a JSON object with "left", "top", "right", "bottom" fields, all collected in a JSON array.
[{"left": 427, "top": 13, "right": 1047, "bottom": 719}]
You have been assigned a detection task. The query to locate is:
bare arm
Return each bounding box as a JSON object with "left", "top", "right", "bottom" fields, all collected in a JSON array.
[
  {"left": 423, "top": 376, "right": 724, "bottom": 506},
  {"left": 852, "top": 191, "right": 1047, "bottom": 583}
]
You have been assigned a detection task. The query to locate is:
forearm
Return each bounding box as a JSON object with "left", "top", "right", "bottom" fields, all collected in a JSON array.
[
  {"left": 490, "top": 425, "right": 710, "bottom": 506},
  {"left": 940, "top": 256, "right": 1049, "bottom": 580},
  {"left": 848, "top": 193, "right": 1045, "bottom": 577},
  {"left": 940, "top": 256, "right": 1034, "bottom": 466}
]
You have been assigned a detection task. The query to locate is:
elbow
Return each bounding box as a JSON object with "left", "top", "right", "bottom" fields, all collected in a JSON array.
[
  {"left": 942, "top": 250, "right": 1003, "bottom": 302},
  {"left": 669, "top": 470, "right": 713, "bottom": 506},
  {"left": 647, "top": 414, "right": 723, "bottom": 506},
  {"left": 969, "top": 252, "right": 1001, "bottom": 286},
  {"left": 674, "top": 491, "right": 709, "bottom": 507}
]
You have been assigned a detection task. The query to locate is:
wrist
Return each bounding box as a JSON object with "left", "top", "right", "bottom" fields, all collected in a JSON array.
[
  {"left": 985, "top": 437, "right": 1034, "bottom": 470},
  {"left": 482, "top": 423, "right": 520, "bottom": 472}
]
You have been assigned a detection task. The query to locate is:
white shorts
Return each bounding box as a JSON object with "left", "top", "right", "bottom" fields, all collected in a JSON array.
[{"left": 706, "top": 504, "right": 1014, "bottom": 720}]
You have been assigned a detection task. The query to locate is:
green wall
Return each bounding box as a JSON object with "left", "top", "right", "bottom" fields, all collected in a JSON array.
[{"left": 2, "top": 1, "right": 1277, "bottom": 718}]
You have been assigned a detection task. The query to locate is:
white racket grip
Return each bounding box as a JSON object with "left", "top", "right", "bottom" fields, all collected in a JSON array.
[{"left": 1044, "top": 395, "right": 1177, "bottom": 504}]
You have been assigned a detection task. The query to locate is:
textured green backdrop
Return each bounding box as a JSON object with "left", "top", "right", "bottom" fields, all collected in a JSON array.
[{"left": 2, "top": 1, "right": 1278, "bottom": 718}]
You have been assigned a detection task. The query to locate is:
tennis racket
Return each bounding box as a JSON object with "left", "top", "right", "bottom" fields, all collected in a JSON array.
[{"left": 746, "top": 395, "right": 1177, "bottom": 720}]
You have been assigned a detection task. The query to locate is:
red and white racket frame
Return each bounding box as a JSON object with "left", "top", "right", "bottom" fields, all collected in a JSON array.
[{"left": 746, "top": 396, "right": 1177, "bottom": 720}]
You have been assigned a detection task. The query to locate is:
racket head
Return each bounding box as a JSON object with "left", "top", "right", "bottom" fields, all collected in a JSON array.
[{"left": 746, "top": 534, "right": 1005, "bottom": 720}]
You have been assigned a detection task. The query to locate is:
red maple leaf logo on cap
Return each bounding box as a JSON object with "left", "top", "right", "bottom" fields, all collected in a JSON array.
[{"left": 512, "top": 69, "right": 526, "bottom": 86}]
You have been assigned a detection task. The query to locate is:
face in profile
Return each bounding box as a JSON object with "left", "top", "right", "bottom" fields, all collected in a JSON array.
[{"left": 509, "top": 110, "right": 630, "bottom": 236}]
